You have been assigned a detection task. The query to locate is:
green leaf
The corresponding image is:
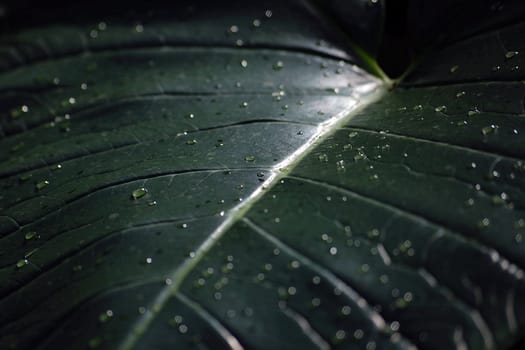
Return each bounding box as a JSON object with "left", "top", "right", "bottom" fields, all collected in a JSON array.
[{"left": 0, "top": 1, "right": 524, "bottom": 350}]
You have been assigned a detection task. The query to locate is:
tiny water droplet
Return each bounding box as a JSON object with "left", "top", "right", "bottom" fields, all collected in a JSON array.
[
  {"left": 450, "top": 65, "right": 459, "bottom": 73},
  {"left": 481, "top": 125, "right": 497, "bottom": 135},
  {"left": 244, "top": 155, "right": 256, "bottom": 162},
  {"left": 434, "top": 105, "right": 447, "bottom": 113},
  {"left": 273, "top": 61, "right": 284, "bottom": 70},
  {"left": 35, "top": 180, "right": 50, "bottom": 190},
  {"left": 318, "top": 154, "right": 329, "bottom": 162},
  {"left": 505, "top": 51, "right": 519, "bottom": 59},
  {"left": 186, "top": 139, "right": 198, "bottom": 145},
  {"left": 16, "top": 259, "right": 29, "bottom": 268},
  {"left": 240, "top": 101, "right": 249, "bottom": 108},
  {"left": 99, "top": 309, "right": 114, "bottom": 323},
  {"left": 468, "top": 107, "right": 481, "bottom": 116},
  {"left": 478, "top": 217, "right": 490, "bottom": 229},
  {"left": 131, "top": 187, "right": 148, "bottom": 199},
  {"left": 240, "top": 59, "right": 248, "bottom": 68},
  {"left": 24, "top": 231, "right": 38, "bottom": 240}
]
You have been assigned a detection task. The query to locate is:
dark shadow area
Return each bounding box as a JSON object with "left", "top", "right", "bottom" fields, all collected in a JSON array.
[
  {"left": 509, "top": 337, "right": 525, "bottom": 350},
  {"left": 376, "top": 0, "right": 411, "bottom": 78}
]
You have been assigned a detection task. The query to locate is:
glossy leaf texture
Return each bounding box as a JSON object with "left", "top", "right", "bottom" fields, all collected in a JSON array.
[
  {"left": 0, "top": 1, "right": 524, "bottom": 350},
  {"left": 0, "top": 1, "right": 382, "bottom": 349}
]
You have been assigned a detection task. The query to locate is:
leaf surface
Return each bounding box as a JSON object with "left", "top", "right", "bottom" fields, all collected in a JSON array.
[{"left": 0, "top": 1, "right": 524, "bottom": 350}]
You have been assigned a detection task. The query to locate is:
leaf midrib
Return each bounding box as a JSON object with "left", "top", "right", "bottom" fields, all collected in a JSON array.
[{"left": 117, "top": 78, "right": 386, "bottom": 350}]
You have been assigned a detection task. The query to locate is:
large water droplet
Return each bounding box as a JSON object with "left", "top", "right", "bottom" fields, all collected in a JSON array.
[{"left": 131, "top": 187, "right": 148, "bottom": 199}]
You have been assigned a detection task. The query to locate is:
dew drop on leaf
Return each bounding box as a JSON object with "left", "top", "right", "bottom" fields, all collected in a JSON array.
[
  {"left": 16, "top": 259, "right": 29, "bottom": 268},
  {"left": 481, "top": 125, "right": 497, "bottom": 135},
  {"left": 24, "top": 231, "right": 38, "bottom": 240},
  {"left": 131, "top": 187, "right": 148, "bottom": 199},
  {"left": 273, "top": 61, "right": 284, "bottom": 70},
  {"left": 35, "top": 180, "right": 50, "bottom": 190}
]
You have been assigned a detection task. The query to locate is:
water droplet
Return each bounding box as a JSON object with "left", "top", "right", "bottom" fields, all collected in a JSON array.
[
  {"left": 318, "top": 154, "right": 329, "bottom": 162},
  {"left": 456, "top": 91, "right": 466, "bottom": 98},
  {"left": 289, "top": 260, "right": 300, "bottom": 269},
  {"left": 24, "top": 231, "right": 38, "bottom": 240},
  {"left": 481, "top": 125, "right": 497, "bottom": 135},
  {"left": 478, "top": 217, "right": 490, "bottom": 229},
  {"left": 35, "top": 180, "right": 50, "bottom": 190},
  {"left": 468, "top": 107, "right": 481, "bottom": 116},
  {"left": 505, "top": 51, "right": 519, "bottom": 59},
  {"left": 252, "top": 19, "right": 261, "bottom": 27},
  {"left": 135, "top": 24, "right": 144, "bottom": 33},
  {"left": 450, "top": 65, "right": 459, "bottom": 73},
  {"left": 492, "top": 192, "right": 508, "bottom": 206},
  {"left": 354, "top": 329, "right": 364, "bottom": 339},
  {"left": 336, "top": 160, "right": 345, "bottom": 171},
  {"left": 434, "top": 105, "right": 447, "bottom": 113},
  {"left": 240, "top": 59, "right": 248, "bottom": 68},
  {"left": 99, "top": 309, "right": 114, "bottom": 323},
  {"left": 273, "top": 61, "right": 284, "bottom": 70},
  {"left": 145, "top": 257, "right": 153, "bottom": 264},
  {"left": 186, "top": 139, "right": 198, "bottom": 145},
  {"left": 240, "top": 101, "right": 249, "bottom": 108},
  {"left": 265, "top": 9, "right": 273, "bottom": 18},
  {"left": 16, "top": 259, "right": 28, "bottom": 268},
  {"left": 131, "top": 187, "right": 148, "bottom": 199},
  {"left": 348, "top": 131, "right": 358, "bottom": 138},
  {"left": 228, "top": 25, "right": 239, "bottom": 33},
  {"left": 244, "top": 155, "right": 256, "bottom": 162}
]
